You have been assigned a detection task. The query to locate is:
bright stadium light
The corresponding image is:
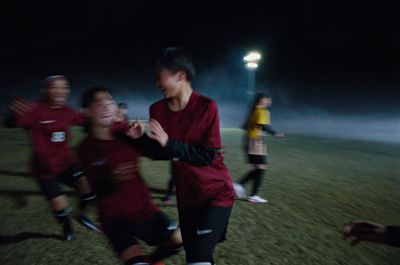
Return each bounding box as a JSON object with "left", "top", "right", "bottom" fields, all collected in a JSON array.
[
  {"left": 245, "top": 62, "right": 258, "bottom": 69},
  {"left": 243, "top": 51, "right": 262, "bottom": 105},
  {"left": 243, "top": 51, "right": 261, "bottom": 62}
]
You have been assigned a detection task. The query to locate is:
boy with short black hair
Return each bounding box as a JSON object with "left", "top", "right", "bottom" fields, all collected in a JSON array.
[
  {"left": 79, "top": 86, "right": 183, "bottom": 265},
  {"left": 140, "top": 47, "right": 235, "bottom": 265},
  {"left": 9, "top": 75, "right": 99, "bottom": 240}
]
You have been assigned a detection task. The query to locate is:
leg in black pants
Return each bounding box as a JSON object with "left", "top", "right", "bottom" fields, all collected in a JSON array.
[
  {"left": 180, "top": 206, "right": 232, "bottom": 265},
  {"left": 240, "top": 169, "right": 258, "bottom": 185},
  {"left": 250, "top": 168, "right": 266, "bottom": 196}
]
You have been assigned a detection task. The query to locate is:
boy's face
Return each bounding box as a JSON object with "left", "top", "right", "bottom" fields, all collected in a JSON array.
[
  {"left": 87, "top": 91, "right": 117, "bottom": 127},
  {"left": 44, "top": 79, "right": 70, "bottom": 107},
  {"left": 156, "top": 69, "right": 185, "bottom": 99},
  {"left": 118, "top": 107, "right": 128, "bottom": 115}
]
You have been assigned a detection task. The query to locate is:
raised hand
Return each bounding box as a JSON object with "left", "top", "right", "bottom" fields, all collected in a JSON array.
[
  {"left": 10, "top": 97, "right": 36, "bottom": 116},
  {"left": 148, "top": 119, "right": 169, "bottom": 147},
  {"left": 126, "top": 118, "right": 145, "bottom": 139}
]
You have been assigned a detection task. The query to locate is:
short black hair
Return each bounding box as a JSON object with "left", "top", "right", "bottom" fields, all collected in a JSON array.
[
  {"left": 154, "top": 47, "right": 195, "bottom": 82},
  {"left": 41, "top": 75, "right": 68, "bottom": 88},
  {"left": 81, "top": 86, "right": 110, "bottom": 108}
]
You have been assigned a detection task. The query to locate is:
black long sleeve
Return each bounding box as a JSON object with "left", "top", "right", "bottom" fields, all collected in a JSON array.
[
  {"left": 125, "top": 135, "right": 169, "bottom": 160},
  {"left": 386, "top": 226, "right": 400, "bottom": 247},
  {"left": 262, "top": 125, "right": 277, "bottom": 135},
  {"left": 125, "top": 135, "right": 218, "bottom": 166},
  {"left": 165, "top": 140, "right": 218, "bottom": 166}
]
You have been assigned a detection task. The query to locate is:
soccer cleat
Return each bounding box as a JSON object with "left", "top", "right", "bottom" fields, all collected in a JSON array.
[
  {"left": 248, "top": 195, "right": 268, "bottom": 203},
  {"left": 75, "top": 214, "right": 103, "bottom": 234},
  {"left": 233, "top": 183, "right": 248, "bottom": 200},
  {"left": 63, "top": 222, "right": 74, "bottom": 241},
  {"left": 64, "top": 231, "right": 74, "bottom": 241}
]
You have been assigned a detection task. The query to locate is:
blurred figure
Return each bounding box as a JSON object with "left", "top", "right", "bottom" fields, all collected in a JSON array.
[
  {"left": 79, "top": 87, "right": 182, "bottom": 265},
  {"left": 343, "top": 220, "right": 400, "bottom": 247},
  {"left": 9, "top": 75, "right": 99, "bottom": 240},
  {"left": 117, "top": 102, "right": 130, "bottom": 122},
  {"left": 233, "top": 93, "right": 284, "bottom": 203}
]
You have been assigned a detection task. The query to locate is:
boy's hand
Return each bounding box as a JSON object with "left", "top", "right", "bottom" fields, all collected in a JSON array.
[
  {"left": 343, "top": 220, "right": 388, "bottom": 246},
  {"left": 275, "top": 132, "right": 285, "bottom": 139},
  {"left": 126, "top": 118, "right": 145, "bottom": 139},
  {"left": 10, "top": 97, "right": 36, "bottom": 116},
  {"left": 148, "top": 119, "right": 169, "bottom": 147}
]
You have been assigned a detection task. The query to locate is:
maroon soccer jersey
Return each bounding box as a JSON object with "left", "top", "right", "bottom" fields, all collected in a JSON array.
[
  {"left": 150, "top": 92, "right": 235, "bottom": 210},
  {"left": 14, "top": 100, "right": 85, "bottom": 179},
  {"left": 78, "top": 136, "right": 159, "bottom": 226}
]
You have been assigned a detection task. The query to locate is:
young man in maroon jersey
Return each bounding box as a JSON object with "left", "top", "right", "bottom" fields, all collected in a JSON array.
[
  {"left": 143, "top": 47, "right": 235, "bottom": 265},
  {"left": 78, "top": 86, "right": 183, "bottom": 265},
  {"left": 9, "top": 76, "right": 99, "bottom": 240}
]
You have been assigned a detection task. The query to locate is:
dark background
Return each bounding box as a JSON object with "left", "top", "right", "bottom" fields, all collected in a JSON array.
[{"left": 1, "top": 0, "right": 399, "bottom": 135}]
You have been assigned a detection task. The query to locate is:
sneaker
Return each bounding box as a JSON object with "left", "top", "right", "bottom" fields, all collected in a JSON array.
[
  {"left": 233, "top": 183, "right": 248, "bottom": 200},
  {"left": 63, "top": 222, "right": 74, "bottom": 241},
  {"left": 248, "top": 195, "right": 268, "bottom": 203},
  {"left": 64, "top": 230, "right": 74, "bottom": 241}
]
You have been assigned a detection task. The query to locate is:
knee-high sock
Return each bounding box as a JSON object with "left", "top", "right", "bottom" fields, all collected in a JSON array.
[
  {"left": 53, "top": 208, "right": 72, "bottom": 231},
  {"left": 251, "top": 169, "right": 266, "bottom": 196},
  {"left": 240, "top": 169, "right": 258, "bottom": 185}
]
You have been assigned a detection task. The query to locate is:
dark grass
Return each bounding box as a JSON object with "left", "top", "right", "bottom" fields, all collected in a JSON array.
[{"left": 1, "top": 127, "right": 399, "bottom": 264}]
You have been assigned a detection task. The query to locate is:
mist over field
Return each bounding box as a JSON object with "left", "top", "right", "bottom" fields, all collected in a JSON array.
[{"left": 2, "top": 73, "right": 399, "bottom": 144}]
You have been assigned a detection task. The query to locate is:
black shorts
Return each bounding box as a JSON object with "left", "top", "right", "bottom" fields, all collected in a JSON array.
[
  {"left": 247, "top": 154, "right": 267, "bottom": 164},
  {"left": 179, "top": 205, "right": 232, "bottom": 263},
  {"left": 105, "top": 211, "right": 177, "bottom": 255},
  {"left": 37, "top": 163, "right": 85, "bottom": 200}
]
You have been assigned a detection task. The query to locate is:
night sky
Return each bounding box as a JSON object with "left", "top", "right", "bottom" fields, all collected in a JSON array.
[{"left": 1, "top": 0, "right": 399, "bottom": 116}]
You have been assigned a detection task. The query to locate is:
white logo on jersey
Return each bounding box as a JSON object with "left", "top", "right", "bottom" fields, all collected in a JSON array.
[
  {"left": 196, "top": 229, "right": 212, "bottom": 235},
  {"left": 51, "top": 132, "right": 66, "bottom": 142},
  {"left": 39, "top": 120, "right": 56, "bottom": 124}
]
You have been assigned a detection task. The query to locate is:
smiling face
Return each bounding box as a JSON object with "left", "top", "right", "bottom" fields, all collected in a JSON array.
[
  {"left": 155, "top": 68, "right": 185, "bottom": 99},
  {"left": 87, "top": 91, "right": 117, "bottom": 127},
  {"left": 43, "top": 78, "right": 70, "bottom": 108}
]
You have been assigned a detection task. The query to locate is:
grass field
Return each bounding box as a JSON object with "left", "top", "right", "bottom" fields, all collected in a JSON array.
[{"left": 0, "top": 127, "right": 399, "bottom": 265}]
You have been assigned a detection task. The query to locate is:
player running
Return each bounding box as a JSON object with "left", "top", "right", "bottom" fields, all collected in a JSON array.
[{"left": 9, "top": 75, "right": 99, "bottom": 240}]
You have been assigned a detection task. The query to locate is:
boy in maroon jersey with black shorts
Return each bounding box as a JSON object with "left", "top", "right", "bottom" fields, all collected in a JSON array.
[
  {"left": 9, "top": 75, "right": 99, "bottom": 240},
  {"left": 138, "top": 47, "right": 236, "bottom": 265},
  {"left": 78, "top": 86, "right": 183, "bottom": 265}
]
